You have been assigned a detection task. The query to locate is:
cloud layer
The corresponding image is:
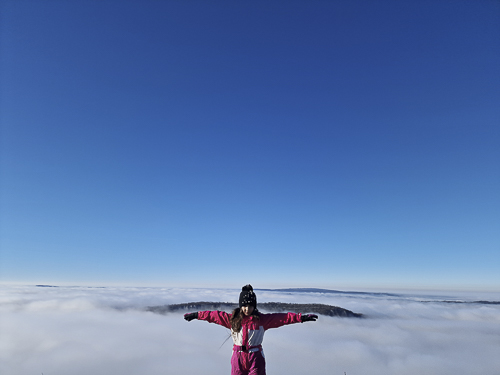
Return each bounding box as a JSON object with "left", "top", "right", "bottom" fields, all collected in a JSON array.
[{"left": 1, "top": 285, "right": 499, "bottom": 375}]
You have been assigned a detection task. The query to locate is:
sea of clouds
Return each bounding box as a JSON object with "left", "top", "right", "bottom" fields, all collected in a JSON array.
[{"left": 1, "top": 285, "right": 499, "bottom": 375}]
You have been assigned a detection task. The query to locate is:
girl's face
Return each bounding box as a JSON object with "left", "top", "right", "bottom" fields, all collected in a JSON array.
[{"left": 241, "top": 305, "right": 254, "bottom": 316}]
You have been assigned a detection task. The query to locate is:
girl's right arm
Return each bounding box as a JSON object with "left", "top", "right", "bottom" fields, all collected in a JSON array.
[{"left": 186, "top": 310, "right": 232, "bottom": 329}]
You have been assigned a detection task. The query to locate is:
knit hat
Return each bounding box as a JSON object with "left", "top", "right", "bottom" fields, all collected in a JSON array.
[{"left": 239, "top": 284, "right": 257, "bottom": 308}]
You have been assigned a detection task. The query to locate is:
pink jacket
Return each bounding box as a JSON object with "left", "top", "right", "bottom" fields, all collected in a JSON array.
[{"left": 198, "top": 310, "right": 302, "bottom": 348}]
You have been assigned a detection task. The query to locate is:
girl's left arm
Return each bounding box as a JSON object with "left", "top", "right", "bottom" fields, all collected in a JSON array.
[{"left": 261, "top": 312, "right": 303, "bottom": 330}]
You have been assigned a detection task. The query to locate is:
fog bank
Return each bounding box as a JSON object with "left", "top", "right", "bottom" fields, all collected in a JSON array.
[{"left": 1, "top": 285, "right": 499, "bottom": 375}]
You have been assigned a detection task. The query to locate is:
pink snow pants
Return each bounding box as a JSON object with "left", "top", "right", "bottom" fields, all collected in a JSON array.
[{"left": 231, "top": 349, "right": 266, "bottom": 375}]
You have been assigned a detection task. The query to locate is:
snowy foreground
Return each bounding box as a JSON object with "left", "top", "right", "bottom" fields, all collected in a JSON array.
[{"left": 1, "top": 285, "right": 499, "bottom": 375}]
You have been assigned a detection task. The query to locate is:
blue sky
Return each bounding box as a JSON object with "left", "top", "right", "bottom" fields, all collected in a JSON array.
[{"left": 1, "top": 0, "right": 499, "bottom": 290}]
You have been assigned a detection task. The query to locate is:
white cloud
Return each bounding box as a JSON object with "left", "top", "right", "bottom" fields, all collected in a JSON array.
[{"left": 1, "top": 285, "right": 499, "bottom": 375}]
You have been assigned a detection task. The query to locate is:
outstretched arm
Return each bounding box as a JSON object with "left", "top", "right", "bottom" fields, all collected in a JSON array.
[
  {"left": 184, "top": 310, "right": 232, "bottom": 329},
  {"left": 261, "top": 312, "right": 301, "bottom": 329},
  {"left": 261, "top": 312, "right": 318, "bottom": 329}
]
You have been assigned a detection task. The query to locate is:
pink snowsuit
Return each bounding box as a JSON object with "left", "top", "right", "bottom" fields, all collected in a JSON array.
[{"left": 198, "top": 310, "right": 303, "bottom": 375}]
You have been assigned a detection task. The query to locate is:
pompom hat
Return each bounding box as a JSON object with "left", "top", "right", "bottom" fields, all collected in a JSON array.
[{"left": 239, "top": 284, "right": 257, "bottom": 308}]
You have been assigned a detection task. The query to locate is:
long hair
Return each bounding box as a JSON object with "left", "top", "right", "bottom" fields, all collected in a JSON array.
[{"left": 230, "top": 307, "right": 260, "bottom": 332}]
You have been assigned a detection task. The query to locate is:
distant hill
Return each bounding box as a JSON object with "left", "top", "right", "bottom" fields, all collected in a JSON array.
[
  {"left": 257, "top": 287, "right": 400, "bottom": 297},
  {"left": 146, "top": 301, "right": 363, "bottom": 318},
  {"left": 36, "top": 285, "right": 59, "bottom": 287}
]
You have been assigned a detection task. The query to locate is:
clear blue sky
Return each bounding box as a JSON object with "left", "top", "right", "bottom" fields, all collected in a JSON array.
[{"left": 1, "top": 0, "right": 499, "bottom": 290}]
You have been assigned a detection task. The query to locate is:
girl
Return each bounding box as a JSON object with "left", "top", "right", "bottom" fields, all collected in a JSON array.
[{"left": 184, "top": 284, "right": 318, "bottom": 375}]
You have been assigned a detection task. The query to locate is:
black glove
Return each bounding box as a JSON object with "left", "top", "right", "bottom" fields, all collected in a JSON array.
[
  {"left": 301, "top": 314, "right": 318, "bottom": 322},
  {"left": 184, "top": 312, "right": 198, "bottom": 321}
]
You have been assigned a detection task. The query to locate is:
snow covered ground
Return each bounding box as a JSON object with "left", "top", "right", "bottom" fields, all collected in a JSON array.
[{"left": 1, "top": 285, "right": 499, "bottom": 375}]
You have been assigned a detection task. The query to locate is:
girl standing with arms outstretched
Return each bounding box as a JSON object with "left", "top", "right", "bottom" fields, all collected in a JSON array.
[{"left": 184, "top": 284, "right": 318, "bottom": 375}]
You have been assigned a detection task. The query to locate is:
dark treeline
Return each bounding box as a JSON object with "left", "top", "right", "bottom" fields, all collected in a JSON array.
[{"left": 146, "top": 301, "right": 363, "bottom": 318}]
